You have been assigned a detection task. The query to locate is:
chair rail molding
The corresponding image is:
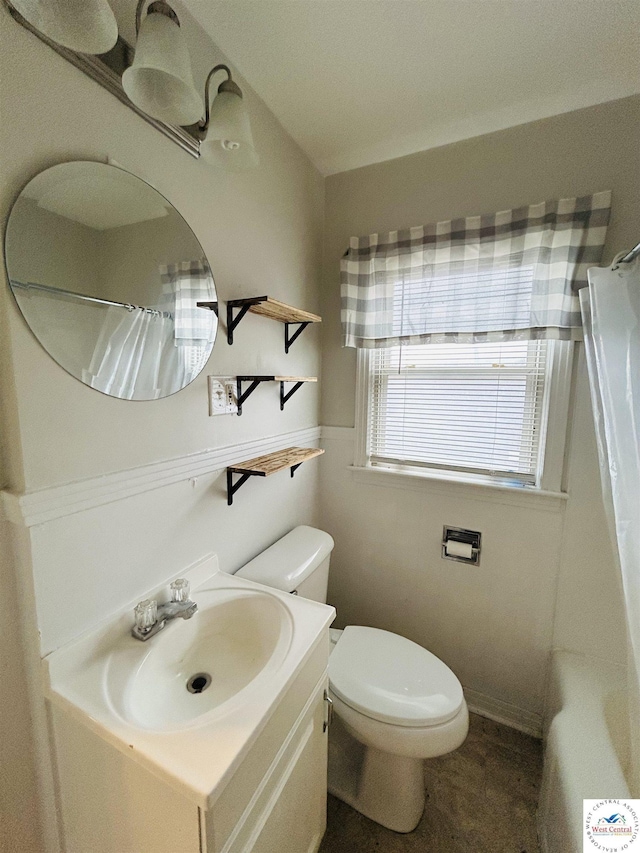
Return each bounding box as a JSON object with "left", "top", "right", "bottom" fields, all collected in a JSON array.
[{"left": 0, "top": 426, "right": 321, "bottom": 528}]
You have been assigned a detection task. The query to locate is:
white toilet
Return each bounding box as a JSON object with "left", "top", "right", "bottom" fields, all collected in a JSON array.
[{"left": 236, "top": 525, "right": 469, "bottom": 833}]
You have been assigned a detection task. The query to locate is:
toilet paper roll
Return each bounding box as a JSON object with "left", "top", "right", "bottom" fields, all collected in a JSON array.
[{"left": 445, "top": 540, "right": 474, "bottom": 559}]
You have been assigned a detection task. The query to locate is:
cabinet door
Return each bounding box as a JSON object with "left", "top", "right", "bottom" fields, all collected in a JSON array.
[
  {"left": 247, "top": 682, "right": 328, "bottom": 853},
  {"left": 52, "top": 705, "right": 201, "bottom": 853}
]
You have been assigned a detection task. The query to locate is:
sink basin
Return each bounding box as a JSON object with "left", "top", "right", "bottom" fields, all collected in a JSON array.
[
  {"left": 109, "top": 588, "right": 293, "bottom": 731},
  {"left": 44, "top": 557, "right": 335, "bottom": 808}
]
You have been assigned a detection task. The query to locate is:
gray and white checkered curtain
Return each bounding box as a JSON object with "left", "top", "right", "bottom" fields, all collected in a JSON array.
[
  {"left": 160, "top": 259, "right": 216, "bottom": 343},
  {"left": 340, "top": 191, "right": 611, "bottom": 348}
]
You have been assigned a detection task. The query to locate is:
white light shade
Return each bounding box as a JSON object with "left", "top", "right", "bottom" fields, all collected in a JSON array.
[
  {"left": 122, "top": 11, "right": 202, "bottom": 126},
  {"left": 200, "top": 90, "right": 259, "bottom": 171},
  {"left": 11, "top": 0, "right": 118, "bottom": 54}
]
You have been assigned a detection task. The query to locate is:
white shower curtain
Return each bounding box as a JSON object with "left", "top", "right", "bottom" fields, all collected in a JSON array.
[
  {"left": 83, "top": 306, "right": 174, "bottom": 400},
  {"left": 581, "top": 254, "right": 640, "bottom": 795}
]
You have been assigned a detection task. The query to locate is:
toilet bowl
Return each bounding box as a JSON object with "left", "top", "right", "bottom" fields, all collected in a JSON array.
[
  {"left": 327, "top": 625, "right": 468, "bottom": 831},
  {"left": 236, "top": 526, "right": 469, "bottom": 833}
]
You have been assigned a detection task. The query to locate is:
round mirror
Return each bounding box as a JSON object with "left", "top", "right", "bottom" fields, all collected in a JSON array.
[{"left": 4, "top": 161, "right": 218, "bottom": 400}]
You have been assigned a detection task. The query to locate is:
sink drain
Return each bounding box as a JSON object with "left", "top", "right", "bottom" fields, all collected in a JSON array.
[{"left": 187, "top": 672, "right": 212, "bottom": 694}]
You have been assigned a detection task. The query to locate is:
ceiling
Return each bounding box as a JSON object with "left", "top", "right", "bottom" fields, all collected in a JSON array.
[
  {"left": 24, "top": 170, "right": 169, "bottom": 230},
  {"left": 187, "top": 0, "right": 640, "bottom": 175}
]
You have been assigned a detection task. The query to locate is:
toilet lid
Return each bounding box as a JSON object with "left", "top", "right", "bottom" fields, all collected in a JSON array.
[{"left": 328, "top": 626, "right": 464, "bottom": 727}]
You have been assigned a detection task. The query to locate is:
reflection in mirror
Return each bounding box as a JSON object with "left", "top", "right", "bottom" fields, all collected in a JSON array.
[{"left": 5, "top": 161, "right": 218, "bottom": 400}]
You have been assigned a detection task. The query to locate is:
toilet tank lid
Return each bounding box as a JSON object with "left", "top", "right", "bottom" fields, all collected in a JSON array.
[{"left": 235, "top": 526, "right": 335, "bottom": 592}]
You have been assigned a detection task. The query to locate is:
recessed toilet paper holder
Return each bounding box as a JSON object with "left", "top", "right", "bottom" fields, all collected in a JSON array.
[{"left": 442, "top": 526, "right": 481, "bottom": 566}]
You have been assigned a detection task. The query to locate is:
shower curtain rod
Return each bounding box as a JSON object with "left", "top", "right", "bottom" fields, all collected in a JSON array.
[
  {"left": 12, "top": 280, "right": 173, "bottom": 319},
  {"left": 616, "top": 241, "right": 640, "bottom": 266}
]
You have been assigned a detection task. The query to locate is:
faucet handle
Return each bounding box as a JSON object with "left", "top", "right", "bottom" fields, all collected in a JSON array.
[
  {"left": 134, "top": 599, "right": 157, "bottom": 634},
  {"left": 170, "top": 578, "right": 190, "bottom": 603}
]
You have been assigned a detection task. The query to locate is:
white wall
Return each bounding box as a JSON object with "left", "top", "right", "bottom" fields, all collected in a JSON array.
[
  {"left": 320, "top": 96, "right": 640, "bottom": 731},
  {"left": 0, "top": 3, "right": 324, "bottom": 850},
  {"left": 98, "top": 210, "right": 205, "bottom": 307},
  {"left": 0, "top": 518, "right": 43, "bottom": 853},
  {"left": 5, "top": 200, "right": 108, "bottom": 381},
  {"left": 6, "top": 197, "right": 104, "bottom": 296},
  {"left": 320, "top": 432, "right": 564, "bottom": 730}
]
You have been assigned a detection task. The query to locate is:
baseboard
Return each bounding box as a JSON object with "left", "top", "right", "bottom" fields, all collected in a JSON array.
[{"left": 464, "top": 686, "right": 543, "bottom": 738}]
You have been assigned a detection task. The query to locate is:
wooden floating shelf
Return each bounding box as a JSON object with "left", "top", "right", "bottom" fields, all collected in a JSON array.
[
  {"left": 227, "top": 296, "right": 322, "bottom": 352},
  {"left": 235, "top": 375, "right": 317, "bottom": 415},
  {"left": 227, "top": 447, "right": 324, "bottom": 504},
  {"left": 247, "top": 298, "right": 321, "bottom": 325},
  {"left": 230, "top": 446, "right": 324, "bottom": 476},
  {"left": 274, "top": 376, "right": 318, "bottom": 382}
]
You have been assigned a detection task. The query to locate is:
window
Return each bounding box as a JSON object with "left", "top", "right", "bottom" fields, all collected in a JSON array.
[
  {"left": 343, "top": 193, "right": 609, "bottom": 492},
  {"left": 358, "top": 338, "right": 570, "bottom": 490}
]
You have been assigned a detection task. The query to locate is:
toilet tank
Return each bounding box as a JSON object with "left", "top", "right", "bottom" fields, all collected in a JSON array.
[{"left": 235, "top": 526, "right": 334, "bottom": 602}]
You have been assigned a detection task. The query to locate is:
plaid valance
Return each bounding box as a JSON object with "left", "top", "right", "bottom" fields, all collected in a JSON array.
[{"left": 340, "top": 191, "right": 611, "bottom": 348}]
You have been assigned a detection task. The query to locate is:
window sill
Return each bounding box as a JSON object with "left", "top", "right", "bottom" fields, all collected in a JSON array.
[{"left": 349, "top": 464, "right": 568, "bottom": 511}]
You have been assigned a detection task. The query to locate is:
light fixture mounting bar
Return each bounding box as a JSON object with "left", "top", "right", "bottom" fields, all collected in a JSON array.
[{"left": 4, "top": 0, "right": 200, "bottom": 158}]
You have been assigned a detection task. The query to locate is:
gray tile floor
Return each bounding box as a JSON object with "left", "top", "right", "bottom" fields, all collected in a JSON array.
[{"left": 319, "top": 713, "right": 542, "bottom": 853}]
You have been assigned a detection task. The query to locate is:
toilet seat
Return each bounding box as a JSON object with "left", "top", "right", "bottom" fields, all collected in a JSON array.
[{"left": 329, "top": 626, "right": 464, "bottom": 727}]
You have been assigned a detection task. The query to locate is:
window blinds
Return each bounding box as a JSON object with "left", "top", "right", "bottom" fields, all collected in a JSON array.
[{"left": 368, "top": 340, "right": 549, "bottom": 483}]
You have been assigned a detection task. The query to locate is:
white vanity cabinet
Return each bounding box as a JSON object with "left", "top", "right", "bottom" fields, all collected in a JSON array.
[
  {"left": 51, "top": 634, "right": 330, "bottom": 853},
  {"left": 204, "top": 677, "right": 328, "bottom": 853}
]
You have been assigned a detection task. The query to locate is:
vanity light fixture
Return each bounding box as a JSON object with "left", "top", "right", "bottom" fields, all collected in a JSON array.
[
  {"left": 122, "top": 0, "right": 203, "bottom": 126},
  {"left": 195, "top": 65, "right": 259, "bottom": 170},
  {"left": 4, "top": 0, "right": 258, "bottom": 164},
  {"left": 123, "top": 3, "right": 257, "bottom": 168},
  {"left": 9, "top": 0, "right": 118, "bottom": 54}
]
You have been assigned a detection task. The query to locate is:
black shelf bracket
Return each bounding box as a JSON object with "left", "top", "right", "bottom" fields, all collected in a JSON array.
[
  {"left": 226, "top": 463, "right": 301, "bottom": 503},
  {"left": 227, "top": 470, "right": 257, "bottom": 506},
  {"left": 196, "top": 301, "right": 219, "bottom": 317},
  {"left": 280, "top": 381, "right": 305, "bottom": 411},
  {"left": 227, "top": 297, "right": 267, "bottom": 345},
  {"left": 285, "top": 322, "right": 311, "bottom": 354},
  {"left": 236, "top": 376, "right": 274, "bottom": 416}
]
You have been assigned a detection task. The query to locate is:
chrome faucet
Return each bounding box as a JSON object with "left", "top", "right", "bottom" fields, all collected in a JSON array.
[{"left": 132, "top": 578, "right": 197, "bottom": 641}]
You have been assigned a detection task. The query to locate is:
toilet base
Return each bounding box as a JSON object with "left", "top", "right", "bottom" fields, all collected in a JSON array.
[{"left": 327, "top": 716, "right": 425, "bottom": 833}]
